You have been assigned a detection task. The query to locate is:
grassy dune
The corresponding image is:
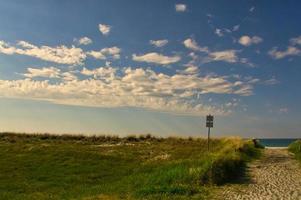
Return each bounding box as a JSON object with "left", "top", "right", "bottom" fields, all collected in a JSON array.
[
  {"left": 289, "top": 140, "right": 301, "bottom": 162},
  {"left": 0, "top": 133, "right": 261, "bottom": 200}
]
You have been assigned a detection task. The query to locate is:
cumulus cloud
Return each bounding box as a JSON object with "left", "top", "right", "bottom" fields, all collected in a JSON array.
[
  {"left": 268, "top": 36, "right": 301, "bottom": 59},
  {"left": 81, "top": 67, "right": 116, "bottom": 80},
  {"left": 0, "top": 40, "right": 86, "bottom": 65},
  {"left": 183, "top": 38, "right": 244, "bottom": 64},
  {"left": 215, "top": 29, "right": 224, "bottom": 37},
  {"left": 207, "top": 50, "right": 238, "bottom": 63},
  {"left": 268, "top": 46, "right": 300, "bottom": 59},
  {"left": 150, "top": 39, "right": 168, "bottom": 47},
  {"left": 175, "top": 4, "right": 187, "bottom": 12},
  {"left": 178, "top": 65, "right": 199, "bottom": 75},
  {"left": 61, "top": 72, "right": 78, "bottom": 81},
  {"left": 183, "top": 38, "right": 209, "bottom": 53},
  {"left": 23, "top": 67, "right": 61, "bottom": 78},
  {"left": 23, "top": 66, "right": 78, "bottom": 81},
  {"left": 98, "top": 24, "right": 111, "bottom": 35},
  {"left": 132, "top": 52, "right": 181, "bottom": 65},
  {"left": 0, "top": 66, "right": 259, "bottom": 116},
  {"left": 238, "top": 35, "right": 263, "bottom": 46},
  {"left": 290, "top": 35, "right": 301, "bottom": 46},
  {"left": 87, "top": 46, "right": 121, "bottom": 60},
  {"left": 86, "top": 50, "right": 106, "bottom": 60},
  {"left": 75, "top": 37, "right": 92, "bottom": 45}
]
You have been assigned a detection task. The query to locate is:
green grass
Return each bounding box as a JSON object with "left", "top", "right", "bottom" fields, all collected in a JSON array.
[
  {"left": 0, "top": 133, "right": 261, "bottom": 200},
  {"left": 289, "top": 140, "right": 301, "bottom": 162}
]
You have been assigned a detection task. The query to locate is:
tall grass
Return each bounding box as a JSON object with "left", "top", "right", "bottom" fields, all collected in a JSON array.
[
  {"left": 289, "top": 140, "right": 301, "bottom": 162},
  {"left": 0, "top": 133, "right": 261, "bottom": 200}
]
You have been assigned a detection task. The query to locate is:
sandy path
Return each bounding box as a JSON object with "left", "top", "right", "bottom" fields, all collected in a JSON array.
[{"left": 217, "top": 149, "right": 301, "bottom": 200}]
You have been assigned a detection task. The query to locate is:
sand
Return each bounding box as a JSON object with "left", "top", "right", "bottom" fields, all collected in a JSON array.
[{"left": 216, "top": 148, "right": 301, "bottom": 200}]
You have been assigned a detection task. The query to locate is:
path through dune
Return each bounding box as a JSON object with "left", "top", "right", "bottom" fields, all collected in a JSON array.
[{"left": 217, "top": 148, "right": 301, "bottom": 200}]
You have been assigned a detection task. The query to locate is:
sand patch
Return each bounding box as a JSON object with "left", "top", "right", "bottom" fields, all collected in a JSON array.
[{"left": 216, "top": 149, "right": 301, "bottom": 200}]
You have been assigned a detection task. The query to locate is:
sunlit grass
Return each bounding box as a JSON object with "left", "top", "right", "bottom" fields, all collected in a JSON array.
[
  {"left": 289, "top": 140, "right": 301, "bottom": 163},
  {"left": 0, "top": 133, "right": 261, "bottom": 200}
]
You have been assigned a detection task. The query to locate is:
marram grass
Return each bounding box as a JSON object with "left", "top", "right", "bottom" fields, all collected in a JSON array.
[
  {"left": 289, "top": 140, "right": 301, "bottom": 162},
  {"left": 0, "top": 133, "right": 261, "bottom": 200}
]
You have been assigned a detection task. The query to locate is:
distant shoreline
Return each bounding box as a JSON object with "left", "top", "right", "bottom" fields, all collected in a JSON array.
[
  {"left": 265, "top": 147, "right": 288, "bottom": 149},
  {"left": 258, "top": 138, "right": 300, "bottom": 148}
]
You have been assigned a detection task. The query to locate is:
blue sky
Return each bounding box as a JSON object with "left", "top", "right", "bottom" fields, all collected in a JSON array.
[{"left": 0, "top": 0, "right": 300, "bottom": 138}]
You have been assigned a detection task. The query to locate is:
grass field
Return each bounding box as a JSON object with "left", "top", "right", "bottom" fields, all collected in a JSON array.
[
  {"left": 289, "top": 140, "right": 301, "bottom": 163},
  {"left": 0, "top": 133, "right": 261, "bottom": 200}
]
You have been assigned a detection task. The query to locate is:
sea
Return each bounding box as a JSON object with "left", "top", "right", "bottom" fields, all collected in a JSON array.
[{"left": 258, "top": 138, "right": 300, "bottom": 147}]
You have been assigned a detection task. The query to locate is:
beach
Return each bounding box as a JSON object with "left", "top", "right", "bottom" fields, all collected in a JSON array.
[{"left": 218, "top": 148, "right": 301, "bottom": 200}]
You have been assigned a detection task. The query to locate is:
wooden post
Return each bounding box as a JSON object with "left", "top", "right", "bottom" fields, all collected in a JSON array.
[
  {"left": 206, "top": 115, "right": 214, "bottom": 152},
  {"left": 208, "top": 126, "right": 211, "bottom": 151}
]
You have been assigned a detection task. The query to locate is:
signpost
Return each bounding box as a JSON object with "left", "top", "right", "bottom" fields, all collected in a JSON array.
[{"left": 206, "top": 115, "right": 214, "bottom": 151}]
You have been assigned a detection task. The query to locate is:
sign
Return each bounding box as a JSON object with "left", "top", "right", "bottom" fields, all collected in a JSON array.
[
  {"left": 206, "top": 115, "right": 214, "bottom": 128},
  {"left": 206, "top": 115, "right": 214, "bottom": 151}
]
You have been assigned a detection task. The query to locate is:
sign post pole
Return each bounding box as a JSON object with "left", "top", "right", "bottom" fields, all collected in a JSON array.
[
  {"left": 206, "top": 115, "right": 214, "bottom": 151},
  {"left": 207, "top": 126, "right": 210, "bottom": 151}
]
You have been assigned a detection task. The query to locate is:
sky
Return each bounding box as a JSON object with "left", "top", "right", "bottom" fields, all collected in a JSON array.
[{"left": 0, "top": 0, "right": 300, "bottom": 138}]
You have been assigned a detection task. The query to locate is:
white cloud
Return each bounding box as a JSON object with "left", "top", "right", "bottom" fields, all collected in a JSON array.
[
  {"left": 207, "top": 50, "right": 238, "bottom": 63},
  {"left": 18, "top": 41, "right": 36, "bottom": 49},
  {"left": 0, "top": 67, "right": 259, "bottom": 116},
  {"left": 98, "top": 24, "right": 111, "bottom": 35},
  {"left": 232, "top": 25, "right": 240, "bottom": 32},
  {"left": 0, "top": 40, "right": 86, "bottom": 65},
  {"left": 179, "top": 65, "right": 199, "bottom": 75},
  {"left": 150, "top": 39, "right": 168, "bottom": 47},
  {"left": 175, "top": 4, "right": 187, "bottom": 12},
  {"left": 87, "top": 46, "right": 121, "bottom": 60},
  {"left": 268, "top": 46, "right": 300, "bottom": 59},
  {"left": 81, "top": 67, "right": 116, "bottom": 80},
  {"left": 238, "top": 35, "right": 263, "bottom": 46},
  {"left": 268, "top": 36, "right": 301, "bottom": 59},
  {"left": 23, "top": 67, "right": 61, "bottom": 78},
  {"left": 239, "top": 57, "right": 255, "bottom": 67},
  {"left": 249, "top": 6, "right": 255, "bottom": 12},
  {"left": 183, "top": 38, "right": 209, "bottom": 53},
  {"left": 61, "top": 72, "right": 78, "bottom": 81},
  {"left": 103, "top": 47, "right": 121, "bottom": 55},
  {"left": 263, "top": 77, "right": 279, "bottom": 85},
  {"left": 87, "top": 50, "right": 106, "bottom": 60},
  {"left": 215, "top": 29, "right": 224, "bottom": 37},
  {"left": 290, "top": 35, "right": 301, "bottom": 46},
  {"left": 75, "top": 37, "right": 92, "bottom": 45},
  {"left": 183, "top": 38, "right": 245, "bottom": 64},
  {"left": 132, "top": 52, "right": 181, "bottom": 65},
  {"left": 22, "top": 67, "right": 78, "bottom": 81}
]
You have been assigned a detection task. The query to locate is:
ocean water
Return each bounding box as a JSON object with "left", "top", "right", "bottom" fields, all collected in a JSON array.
[{"left": 258, "top": 139, "right": 299, "bottom": 147}]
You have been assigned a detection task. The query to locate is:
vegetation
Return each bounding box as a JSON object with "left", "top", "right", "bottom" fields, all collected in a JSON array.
[
  {"left": 252, "top": 139, "right": 265, "bottom": 149},
  {"left": 289, "top": 140, "right": 301, "bottom": 162},
  {"left": 0, "top": 133, "right": 261, "bottom": 200}
]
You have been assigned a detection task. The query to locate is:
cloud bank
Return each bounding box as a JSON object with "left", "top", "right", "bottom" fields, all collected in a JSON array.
[
  {"left": 0, "top": 41, "right": 86, "bottom": 65},
  {"left": 0, "top": 66, "right": 259, "bottom": 116}
]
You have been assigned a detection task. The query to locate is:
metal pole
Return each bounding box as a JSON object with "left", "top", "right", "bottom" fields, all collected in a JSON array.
[{"left": 208, "top": 127, "right": 210, "bottom": 151}]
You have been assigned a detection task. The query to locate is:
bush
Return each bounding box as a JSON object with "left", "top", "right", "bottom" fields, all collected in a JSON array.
[
  {"left": 252, "top": 139, "right": 265, "bottom": 149},
  {"left": 210, "top": 156, "right": 245, "bottom": 185},
  {"left": 202, "top": 140, "right": 261, "bottom": 185},
  {"left": 289, "top": 140, "right": 301, "bottom": 162}
]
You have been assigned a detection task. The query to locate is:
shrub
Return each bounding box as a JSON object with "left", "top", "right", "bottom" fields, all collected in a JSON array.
[
  {"left": 202, "top": 140, "right": 261, "bottom": 185},
  {"left": 252, "top": 139, "right": 265, "bottom": 149},
  {"left": 289, "top": 140, "right": 301, "bottom": 162}
]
